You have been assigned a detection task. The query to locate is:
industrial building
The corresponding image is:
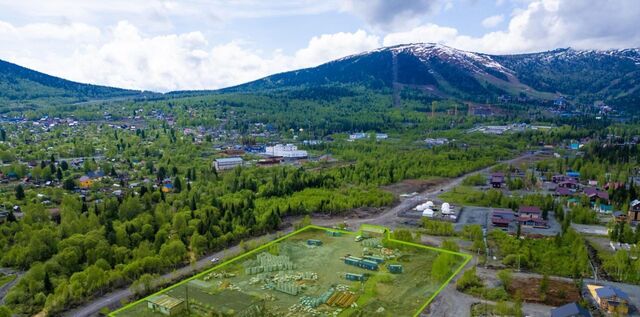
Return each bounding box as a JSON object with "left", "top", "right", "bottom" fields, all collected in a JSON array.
[
  {"left": 264, "top": 144, "right": 308, "bottom": 158},
  {"left": 213, "top": 157, "right": 243, "bottom": 171}
]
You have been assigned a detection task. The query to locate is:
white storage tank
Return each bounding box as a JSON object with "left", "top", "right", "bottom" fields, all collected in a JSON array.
[
  {"left": 441, "top": 202, "right": 451, "bottom": 214},
  {"left": 422, "top": 208, "right": 434, "bottom": 217}
]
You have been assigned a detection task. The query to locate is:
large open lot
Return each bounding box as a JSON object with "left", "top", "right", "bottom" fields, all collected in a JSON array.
[{"left": 112, "top": 225, "right": 469, "bottom": 317}]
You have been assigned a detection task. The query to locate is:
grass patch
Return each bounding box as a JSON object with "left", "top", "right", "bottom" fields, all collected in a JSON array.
[{"left": 0, "top": 274, "right": 16, "bottom": 288}]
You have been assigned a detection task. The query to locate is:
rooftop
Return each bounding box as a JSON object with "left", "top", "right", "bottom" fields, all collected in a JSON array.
[
  {"left": 519, "top": 206, "right": 541, "bottom": 213},
  {"left": 215, "top": 157, "right": 243, "bottom": 163},
  {"left": 551, "top": 302, "right": 591, "bottom": 317},
  {"left": 594, "top": 286, "right": 630, "bottom": 301},
  {"left": 147, "top": 294, "right": 183, "bottom": 309}
]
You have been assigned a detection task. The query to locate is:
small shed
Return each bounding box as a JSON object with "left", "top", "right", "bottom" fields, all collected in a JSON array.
[
  {"left": 345, "top": 273, "right": 365, "bottom": 281},
  {"left": 147, "top": 294, "right": 185, "bottom": 316},
  {"left": 387, "top": 264, "right": 403, "bottom": 274},
  {"left": 307, "top": 239, "right": 323, "bottom": 246},
  {"left": 326, "top": 230, "right": 342, "bottom": 237},
  {"left": 363, "top": 255, "right": 384, "bottom": 264}
]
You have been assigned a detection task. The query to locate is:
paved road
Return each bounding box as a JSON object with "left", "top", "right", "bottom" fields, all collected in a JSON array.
[
  {"left": 63, "top": 152, "right": 535, "bottom": 317},
  {"left": 572, "top": 223, "right": 609, "bottom": 236},
  {"left": 0, "top": 269, "right": 22, "bottom": 305}
]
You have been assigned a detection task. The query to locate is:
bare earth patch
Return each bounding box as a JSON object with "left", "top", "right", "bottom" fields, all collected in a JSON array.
[
  {"left": 381, "top": 178, "right": 446, "bottom": 197},
  {"left": 507, "top": 277, "right": 580, "bottom": 307}
]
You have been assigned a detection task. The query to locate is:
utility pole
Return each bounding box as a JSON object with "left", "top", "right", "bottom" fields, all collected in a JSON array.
[{"left": 431, "top": 101, "right": 436, "bottom": 117}]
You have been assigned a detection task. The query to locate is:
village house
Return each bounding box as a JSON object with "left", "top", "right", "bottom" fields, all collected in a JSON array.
[
  {"left": 628, "top": 199, "right": 640, "bottom": 223},
  {"left": 79, "top": 176, "right": 93, "bottom": 188},
  {"left": 517, "top": 206, "right": 547, "bottom": 228},
  {"left": 583, "top": 187, "right": 610, "bottom": 204},
  {"left": 613, "top": 211, "right": 628, "bottom": 223},
  {"left": 490, "top": 173, "right": 504, "bottom": 188},
  {"left": 587, "top": 285, "right": 630, "bottom": 315},
  {"left": 552, "top": 174, "right": 569, "bottom": 183},
  {"left": 491, "top": 209, "right": 515, "bottom": 228},
  {"left": 161, "top": 183, "right": 174, "bottom": 193},
  {"left": 555, "top": 187, "right": 573, "bottom": 197}
]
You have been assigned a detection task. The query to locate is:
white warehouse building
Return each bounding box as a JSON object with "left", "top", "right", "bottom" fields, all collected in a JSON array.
[
  {"left": 265, "top": 144, "right": 308, "bottom": 158},
  {"left": 213, "top": 157, "right": 243, "bottom": 171}
]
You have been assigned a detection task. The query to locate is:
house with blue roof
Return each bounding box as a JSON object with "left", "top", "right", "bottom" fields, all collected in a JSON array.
[
  {"left": 550, "top": 302, "right": 591, "bottom": 317},
  {"left": 588, "top": 284, "right": 630, "bottom": 315}
]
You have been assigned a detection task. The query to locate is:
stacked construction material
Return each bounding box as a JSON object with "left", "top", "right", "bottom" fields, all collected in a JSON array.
[{"left": 245, "top": 252, "right": 295, "bottom": 275}]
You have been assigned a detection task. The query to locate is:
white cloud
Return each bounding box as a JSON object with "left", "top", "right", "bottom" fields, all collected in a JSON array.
[
  {"left": 0, "top": 20, "right": 382, "bottom": 92},
  {"left": 63, "top": 21, "right": 294, "bottom": 92},
  {"left": 340, "top": 0, "right": 445, "bottom": 30},
  {"left": 481, "top": 14, "right": 504, "bottom": 28},
  {"left": 1, "top": 0, "right": 640, "bottom": 92},
  {"left": 383, "top": 0, "right": 640, "bottom": 54},
  {"left": 293, "top": 30, "right": 380, "bottom": 67}
]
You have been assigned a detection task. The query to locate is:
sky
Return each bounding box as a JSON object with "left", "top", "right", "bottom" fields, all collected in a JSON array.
[{"left": 1, "top": 0, "right": 639, "bottom": 92}]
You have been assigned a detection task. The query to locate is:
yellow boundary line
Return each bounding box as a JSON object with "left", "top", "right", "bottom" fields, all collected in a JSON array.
[{"left": 110, "top": 224, "right": 471, "bottom": 317}]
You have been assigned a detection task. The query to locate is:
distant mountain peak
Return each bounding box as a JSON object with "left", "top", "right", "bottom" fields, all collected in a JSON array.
[{"left": 225, "top": 43, "right": 640, "bottom": 109}]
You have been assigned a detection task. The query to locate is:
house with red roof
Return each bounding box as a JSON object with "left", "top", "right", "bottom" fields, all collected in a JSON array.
[{"left": 517, "top": 206, "right": 548, "bottom": 228}]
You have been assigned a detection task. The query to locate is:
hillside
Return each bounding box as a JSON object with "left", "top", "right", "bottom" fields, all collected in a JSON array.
[
  {"left": 1, "top": 44, "right": 639, "bottom": 110},
  {"left": 0, "top": 59, "right": 153, "bottom": 110},
  {"left": 224, "top": 43, "right": 640, "bottom": 107}
]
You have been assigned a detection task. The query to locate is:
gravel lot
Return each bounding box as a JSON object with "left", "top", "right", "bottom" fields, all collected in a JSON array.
[{"left": 424, "top": 265, "right": 558, "bottom": 317}]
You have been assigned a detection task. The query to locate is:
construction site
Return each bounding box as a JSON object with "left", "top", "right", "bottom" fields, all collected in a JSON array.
[{"left": 113, "top": 225, "right": 469, "bottom": 317}]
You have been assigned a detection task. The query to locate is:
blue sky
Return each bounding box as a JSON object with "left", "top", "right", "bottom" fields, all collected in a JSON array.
[{"left": 0, "top": 0, "right": 638, "bottom": 91}]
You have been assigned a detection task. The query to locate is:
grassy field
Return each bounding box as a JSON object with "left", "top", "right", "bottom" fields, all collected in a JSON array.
[
  {"left": 0, "top": 273, "right": 16, "bottom": 288},
  {"left": 438, "top": 186, "right": 487, "bottom": 205},
  {"left": 112, "top": 225, "right": 470, "bottom": 317}
]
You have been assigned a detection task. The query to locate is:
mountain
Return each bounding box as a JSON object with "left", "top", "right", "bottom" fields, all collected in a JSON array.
[
  {"left": 0, "top": 59, "right": 154, "bottom": 109},
  {"left": 225, "top": 43, "right": 640, "bottom": 107}
]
